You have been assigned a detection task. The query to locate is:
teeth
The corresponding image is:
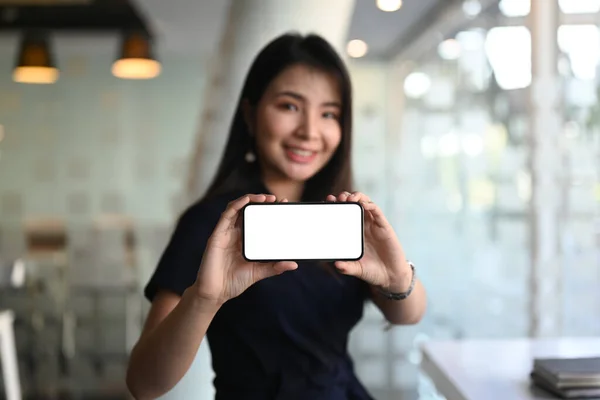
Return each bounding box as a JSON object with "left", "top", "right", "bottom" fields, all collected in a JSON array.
[{"left": 290, "top": 148, "right": 313, "bottom": 157}]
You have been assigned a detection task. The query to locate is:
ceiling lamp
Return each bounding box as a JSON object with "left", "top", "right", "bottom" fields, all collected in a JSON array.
[
  {"left": 377, "top": 0, "right": 403, "bottom": 12},
  {"left": 438, "top": 39, "right": 462, "bottom": 60},
  {"left": 112, "top": 31, "right": 161, "bottom": 80},
  {"left": 13, "top": 31, "right": 59, "bottom": 84},
  {"left": 347, "top": 39, "right": 368, "bottom": 58}
]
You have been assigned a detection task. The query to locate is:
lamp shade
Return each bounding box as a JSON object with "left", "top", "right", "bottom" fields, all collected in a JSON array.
[
  {"left": 13, "top": 32, "right": 59, "bottom": 84},
  {"left": 112, "top": 31, "right": 161, "bottom": 79}
]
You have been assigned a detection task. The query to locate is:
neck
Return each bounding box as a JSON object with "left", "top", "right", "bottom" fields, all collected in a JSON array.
[{"left": 262, "top": 174, "right": 304, "bottom": 202}]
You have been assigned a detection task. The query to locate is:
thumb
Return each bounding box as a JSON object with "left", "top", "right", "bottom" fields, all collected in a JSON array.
[
  {"left": 252, "top": 261, "right": 298, "bottom": 282},
  {"left": 334, "top": 261, "right": 362, "bottom": 277}
]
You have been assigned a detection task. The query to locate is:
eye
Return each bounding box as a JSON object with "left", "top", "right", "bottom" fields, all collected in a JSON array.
[
  {"left": 281, "top": 103, "right": 298, "bottom": 111},
  {"left": 322, "top": 111, "right": 339, "bottom": 120}
]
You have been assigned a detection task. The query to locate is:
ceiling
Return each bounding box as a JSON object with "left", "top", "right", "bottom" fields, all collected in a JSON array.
[
  {"left": 136, "top": 0, "right": 450, "bottom": 59},
  {"left": 134, "top": 0, "right": 229, "bottom": 55},
  {"left": 0, "top": 0, "right": 230, "bottom": 56},
  {"left": 347, "top": 0, "right": 447, "bottom": 59},
  {"left": 0, "top": 0, "right": 450, "bottom": 59}
]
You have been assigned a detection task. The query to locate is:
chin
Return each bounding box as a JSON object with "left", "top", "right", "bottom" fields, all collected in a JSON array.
[
  {"left": 287, "top": 170, "right": 318, "bottom": 182},
  {"left": 283, "top": 165, "right": 321, "bottom": 182}
]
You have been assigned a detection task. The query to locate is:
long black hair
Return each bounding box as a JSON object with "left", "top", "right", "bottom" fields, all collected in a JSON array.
[{"left": 202, "top": 32, "right": 354, "bottom": 202}]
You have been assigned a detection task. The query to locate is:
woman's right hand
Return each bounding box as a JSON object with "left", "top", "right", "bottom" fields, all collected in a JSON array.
[{"left": 192, "top": 194, "right": 298, "bottom": 305}]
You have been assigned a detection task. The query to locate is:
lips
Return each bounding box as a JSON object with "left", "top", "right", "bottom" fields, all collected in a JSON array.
[
  {"left": 289, "top": 148, "right": 313, "bottom": 157},
  {"left": 285, "top": 146, "right": 318, "bottom": 164}
]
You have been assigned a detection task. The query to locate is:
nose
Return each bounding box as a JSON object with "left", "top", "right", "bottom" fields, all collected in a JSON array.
[{"left": 295, "top": 109, "right": 320, "bottom": 141}]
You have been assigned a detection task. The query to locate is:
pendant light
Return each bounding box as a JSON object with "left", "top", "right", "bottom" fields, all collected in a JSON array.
[
  {"left": 111, "top": 31, "right": 161, "bottom": 80},
  {"left": 13, "top": 31, "right": 59, "bottom": 84}
]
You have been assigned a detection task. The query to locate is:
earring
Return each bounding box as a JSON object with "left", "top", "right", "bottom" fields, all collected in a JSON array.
[{"left": 245, "top": 151, "right": 256, "bottom": 163}]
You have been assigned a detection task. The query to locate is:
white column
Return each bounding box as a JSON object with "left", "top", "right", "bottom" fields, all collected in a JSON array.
[
  {"left": 0, "top": 310, "right": 22, "bottom": 400},
  {"left": 186, "top": 0, "right": 356, "bottom": 200},
  {"left": 528, "top": 0, "right": 563, "bottom": 337}
]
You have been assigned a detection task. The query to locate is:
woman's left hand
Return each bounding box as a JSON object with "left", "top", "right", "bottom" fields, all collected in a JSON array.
[{"left": 326, "top": 191, "right": 413, "bottom": 292}]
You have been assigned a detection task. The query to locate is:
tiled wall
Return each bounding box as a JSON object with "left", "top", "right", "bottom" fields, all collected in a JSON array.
[
  {"left": 0, "top": 45, "right": 209, "bottom": 397},
  {"left": 0, "top": 51, "right": 207, "bottom": 227}
]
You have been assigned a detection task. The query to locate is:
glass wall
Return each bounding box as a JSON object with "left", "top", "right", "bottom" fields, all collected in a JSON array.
[
  {"left": 397, "top": 0, "right": 600, "bottom": 337},
  {"left": 359, "top": 0, "right": 600, "bottom": 398}
]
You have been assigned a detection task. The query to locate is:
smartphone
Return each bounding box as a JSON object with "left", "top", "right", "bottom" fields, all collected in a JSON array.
[{"left": 242, "top": 202, "right": 364, "bottom": 262}]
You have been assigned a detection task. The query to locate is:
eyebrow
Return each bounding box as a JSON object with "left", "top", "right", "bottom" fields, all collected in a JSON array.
[{"left": 276, "top": 91, "right": 341, "bottom": 108}]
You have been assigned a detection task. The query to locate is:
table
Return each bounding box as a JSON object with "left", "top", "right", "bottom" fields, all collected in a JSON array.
[
  {"left": 420, "top": 338, "right": 600, "bottom": 400},
  {"left": 0, "top": 310, "right": 21, "bottom": 400}
]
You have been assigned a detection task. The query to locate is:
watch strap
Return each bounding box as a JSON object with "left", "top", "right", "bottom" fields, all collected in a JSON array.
[{"left": 377, "top": 261, "right": 416, "bottom": 300}]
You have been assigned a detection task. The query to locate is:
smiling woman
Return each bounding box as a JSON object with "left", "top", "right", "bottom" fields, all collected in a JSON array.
[{"left": 126, "top": 32, "right": 427, "bottom": 400}]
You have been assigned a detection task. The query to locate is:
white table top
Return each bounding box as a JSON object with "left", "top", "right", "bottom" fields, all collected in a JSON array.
[{"left": 421, "top": 337, "right": 600, "bottom": 400}]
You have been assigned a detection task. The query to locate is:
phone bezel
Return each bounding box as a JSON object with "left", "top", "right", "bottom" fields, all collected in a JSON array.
[{"left": 241, "top": 201, "right": 365, "bottom": 263}]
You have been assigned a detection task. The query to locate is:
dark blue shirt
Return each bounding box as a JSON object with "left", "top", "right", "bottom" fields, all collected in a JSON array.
[{"left": 144, "top": 187, "right": 374, "bottom": 400}]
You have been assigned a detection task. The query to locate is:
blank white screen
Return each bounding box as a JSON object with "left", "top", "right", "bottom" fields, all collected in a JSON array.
[{"left": 243, "top": 203, "right": 363, "bottom": 261}]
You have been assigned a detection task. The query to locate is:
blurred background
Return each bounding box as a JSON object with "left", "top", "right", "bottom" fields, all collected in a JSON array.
[{"left": 0, "top": 0, "right": 599, "bottom": 399}]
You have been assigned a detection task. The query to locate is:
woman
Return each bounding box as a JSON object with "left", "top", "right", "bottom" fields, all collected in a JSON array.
[{"left": 126, "top": 33, "right": 427, "bottom": 400}]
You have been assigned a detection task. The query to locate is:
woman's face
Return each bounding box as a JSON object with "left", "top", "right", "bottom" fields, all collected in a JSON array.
[{"left": 247, "top": 64, "right": 343, "bottom": 183}]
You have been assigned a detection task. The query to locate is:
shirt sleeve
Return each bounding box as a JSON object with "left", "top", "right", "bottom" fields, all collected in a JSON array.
[{"left": 144, "top": 202, "right": 220, "bottom": 302}]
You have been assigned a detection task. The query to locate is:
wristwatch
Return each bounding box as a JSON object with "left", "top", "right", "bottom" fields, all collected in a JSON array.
[{"left": 377, "top": 261, "right": 416, "bottom": 300}]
